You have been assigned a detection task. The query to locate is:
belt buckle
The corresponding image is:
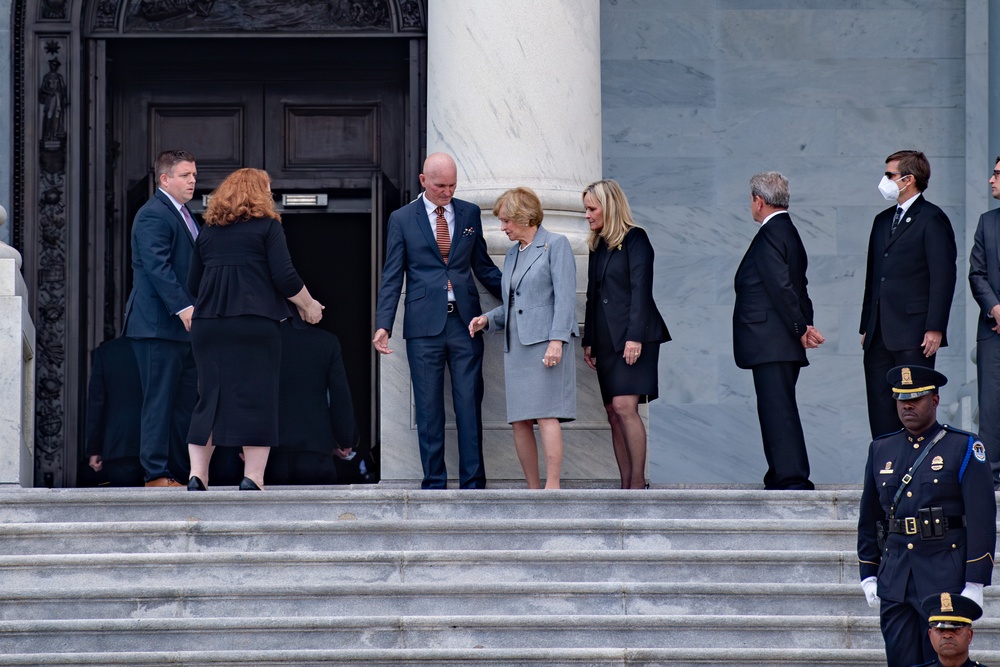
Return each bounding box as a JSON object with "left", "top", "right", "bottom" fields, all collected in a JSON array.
[
  {"left": 904, "top": 517, "right": 918, "bottom": 535},
  {"left": 447, "top": 303, "right": 455, "bottom": 313}
]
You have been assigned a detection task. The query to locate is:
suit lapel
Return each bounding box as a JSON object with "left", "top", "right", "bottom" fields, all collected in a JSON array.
[
  {"left": 597, "top": 238, "right": 613, "bottom": 282},
  {"left": 155, "top": 190, "right": 194, "bottom": 246},
  {"left": 512, "top": 226, "right": 548, "bottom": 291}
]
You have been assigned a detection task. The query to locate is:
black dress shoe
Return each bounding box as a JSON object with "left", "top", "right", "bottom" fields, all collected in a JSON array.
[
  {"left": 187, "top": 476, "right": 207, "bottom": 491},
  {"left": 239, "top": 477, "right": 261, "bottom": 491}
]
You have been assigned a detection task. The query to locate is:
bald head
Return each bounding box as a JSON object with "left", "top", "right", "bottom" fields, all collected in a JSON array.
[{"left": 420, "top": 152, "right": 458, "bottom": 207}]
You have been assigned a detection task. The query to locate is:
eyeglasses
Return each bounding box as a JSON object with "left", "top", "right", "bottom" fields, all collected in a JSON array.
[
  {"left": 884, "top": 171, "right": 906, "bottom": 179},
  {"left": 992, "top": 170, "right": 1000, "bottom": 178}
]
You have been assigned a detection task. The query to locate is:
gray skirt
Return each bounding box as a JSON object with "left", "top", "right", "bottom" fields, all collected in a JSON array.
[{"left": 503, "top": 307, "right": 576, "bottom": 423}]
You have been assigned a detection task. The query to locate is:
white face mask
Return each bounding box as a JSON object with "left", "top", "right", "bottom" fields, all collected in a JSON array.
[{"left": 878, "top": 175, "right": 904, "bottom": 201}]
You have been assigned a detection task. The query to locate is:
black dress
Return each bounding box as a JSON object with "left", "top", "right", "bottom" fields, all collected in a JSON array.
[
  {"left": 186, "top": 217, "right": 304, "bottom": 448},
  {"left": 582, "top": 227, "right": 670, "bottom": 405}
]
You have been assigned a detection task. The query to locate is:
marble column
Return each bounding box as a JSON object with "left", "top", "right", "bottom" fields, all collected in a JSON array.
[
  {"left": 379, "top": 0, "right": 616, "bottom": 484},
  {"left": 0, "top": 204, "right": 34, "bottom": 485}
]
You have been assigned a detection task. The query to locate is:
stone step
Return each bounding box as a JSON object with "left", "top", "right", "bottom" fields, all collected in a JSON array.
[
  {"left": 0, "top": 582, "right": 876, "bottom": 620},
  {"left": 0, "top": 518, "right": 857, "bottom": 555},
  {"left": 0, "top": 615, "right": 897, "bottom": 653},
  {"left": 0, "top": 487, "right": 864, "bottom": 524},
  {"left": 0, "top": 549, "right": 858, "bottom": 589},
  {"left": 0, "top": 647, "right": 938, "bottom": 667}
]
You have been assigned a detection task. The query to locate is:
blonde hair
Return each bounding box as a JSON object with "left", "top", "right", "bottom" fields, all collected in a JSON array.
[
  {"left": 203, "top": 168, "right": 281, "bottom": 226},
  {"left": 492, "top": 187, "right": 543, "bottom": 227},
  {"left": 582, "top": 179, "right": 637, "bottom": 251}
]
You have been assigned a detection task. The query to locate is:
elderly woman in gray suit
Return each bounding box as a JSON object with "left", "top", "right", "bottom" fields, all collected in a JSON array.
[{"left": 469, "top": 187, "right": 578, "bottom": 489}]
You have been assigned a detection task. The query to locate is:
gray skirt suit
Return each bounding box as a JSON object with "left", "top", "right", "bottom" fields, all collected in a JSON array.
[{"left": 485, "top": 225, "right": 578, "bottom": 423}]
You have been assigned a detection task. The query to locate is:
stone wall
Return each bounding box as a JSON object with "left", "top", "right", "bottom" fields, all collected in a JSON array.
[{"left": 601, "top": 0, "right": 972, "bottom": 484}]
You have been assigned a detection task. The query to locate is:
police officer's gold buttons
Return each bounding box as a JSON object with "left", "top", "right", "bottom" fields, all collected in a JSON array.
[
  {"left": 908, "top": 543, "right": 914, "bottom": 549},
  {"left": 906, "top": 491, "right": 912, "bottom": 497}
]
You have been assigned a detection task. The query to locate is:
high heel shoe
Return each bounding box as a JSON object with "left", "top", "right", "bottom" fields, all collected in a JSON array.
[
  {"left": 239, "top": 477, "right": 262, "bottom": 491},
  {"left": 187, "top": 476, "right": 207, "bottom": 491}
]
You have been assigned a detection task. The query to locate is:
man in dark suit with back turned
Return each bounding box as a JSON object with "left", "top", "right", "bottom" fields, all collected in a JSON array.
[
  {"left": 861, "top": 150, "right": 957, "bottom": 439},
  {"left": 968, "top": 155, "right": 1000, "bottom": 488},
  {"left": 372, "top": 152, "right": 502, "bottom": 489},
  {"left": 122, "top": 150, "right": 200, "bottom": 487},
  {"left": 733, "top": 171, "right": 825, "bottom": 490}
]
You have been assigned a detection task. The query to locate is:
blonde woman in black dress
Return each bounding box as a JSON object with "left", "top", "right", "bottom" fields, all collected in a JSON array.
[
  {"left": 186, "top": 168, "right": 324, "bottom": 491},
  {"left": 582, "top": 179, "right": 670, "bottom": 489}
]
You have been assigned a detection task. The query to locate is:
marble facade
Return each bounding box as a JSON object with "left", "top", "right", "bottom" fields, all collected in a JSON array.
[
  {"left": 0, "top": 0, "right": 998, "bottom": 486},
  {"left": 602, "top": 0, "right": 991, "bottom": 484}
]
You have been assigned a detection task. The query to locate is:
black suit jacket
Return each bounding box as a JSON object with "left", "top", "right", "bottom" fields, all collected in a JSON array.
[
  {"left": 188, "top": 217, "right": 303, "bottom": 321},
  {"left": 123, "top": 189, "right": 197, "bottom": 341},
  {"left": 733, "top": 212, "right": 813, "bottom": 369},
  {"left": 969, "top": 208, "right": 1000, "bottom": 341},
  {"left": 84, "top": 337, "right": 142, "bottom": 461},
  {"left": 860, "top": 195, "right": 957, "bottom": 351},
  {"left": 583, "top": 227, "right": 669, "bottom": 352},
  {"left": 278, "top": 320, "right": 359, "bottom": 454}
]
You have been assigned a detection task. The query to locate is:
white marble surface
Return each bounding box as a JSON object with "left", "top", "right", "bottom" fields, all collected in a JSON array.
[
  {"left": 602, "top": 0, "right": 977, "bottom": 485},
  {"left": 381, "top": 0, "right": 614, "bottom": 484},
  {"left": 0, "top": 259, "right": 33, "bottom": 486}
]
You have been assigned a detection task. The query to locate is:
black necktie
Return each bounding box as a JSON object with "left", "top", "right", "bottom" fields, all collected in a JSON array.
[{"left": 890, "top": 206, "right": 903, "bottom": 235}]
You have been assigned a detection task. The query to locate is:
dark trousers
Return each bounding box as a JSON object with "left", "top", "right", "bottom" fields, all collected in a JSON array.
[
  {"left": 976, "top": 332, "right": 1000, "bottom": 486},
  {"left": 751, "top": 361, "right": 813, "bottom": 490},
  {"left": 864, "top": 326, "right": 934, "bottom": 439},
  {"left": 406, "top": 309, "right": 486, "bottom": 489},
  {"left": 266, "top": 450, "right": 338, "bottom": 486},
  {"left": 131, "top": 338, "right": 197, "bottom": 482},
  {"left": 880, "top": 577, "right": 934, "bottom": 667}
]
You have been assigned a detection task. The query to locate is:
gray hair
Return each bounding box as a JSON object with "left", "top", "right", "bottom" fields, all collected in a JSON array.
[{"left": 749, "top": 172, "right": 790, "bottom": 208}]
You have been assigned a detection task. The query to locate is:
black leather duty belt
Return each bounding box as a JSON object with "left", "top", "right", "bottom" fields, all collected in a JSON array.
[
  {"left": 446, "top": 302, "right": 456, "bottom": 314},
  {"left": 885, "top": 510, "right": 966, "bottom": 539}
]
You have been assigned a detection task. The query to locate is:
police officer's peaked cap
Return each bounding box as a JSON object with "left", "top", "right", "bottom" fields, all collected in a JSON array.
[
  {"left": 886, "top": 365, "right": 947, "bottom": 401},
  {"left": 921, "top": 592, "right": 983, "bottom": 629}
]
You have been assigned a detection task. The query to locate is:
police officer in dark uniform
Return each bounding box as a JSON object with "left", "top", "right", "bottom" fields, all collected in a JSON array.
[
  {"left": 916, "top": 592, "right": 987, "bottom": 667},
  {"left": 858, "top": 365, "right": 996, "bottom": 667}
]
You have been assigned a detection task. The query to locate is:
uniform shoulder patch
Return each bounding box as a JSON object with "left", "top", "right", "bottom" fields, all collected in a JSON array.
[
  {"left": 873, "top": 428, "right": 904, "bottom": 442},
  {"left": 974, "top": 441, "right": 987, "bottom": 463}
]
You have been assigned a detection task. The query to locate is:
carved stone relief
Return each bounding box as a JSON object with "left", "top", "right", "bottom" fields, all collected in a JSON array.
[
  {"left": 125, "top": 0, "right": 393, "bottom": 32},
  {"left": 35, "top": 38, "right": 69, "bottom": 486}
]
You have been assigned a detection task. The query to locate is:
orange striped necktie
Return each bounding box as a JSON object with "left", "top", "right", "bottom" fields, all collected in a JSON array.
[{"left": 435, "top": 206, "right": 452, "bottom": 290}]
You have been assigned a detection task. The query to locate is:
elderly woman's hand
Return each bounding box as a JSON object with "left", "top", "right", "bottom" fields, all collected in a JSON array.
[
  {"left": 543, "top": 340, "right": 563, "bottom": 368},
  {"left": 623, "top": 340, "right": 642, "bottom": 366},
  {"left": 469, "top": 316, "right": 488, "bottom": 337}
]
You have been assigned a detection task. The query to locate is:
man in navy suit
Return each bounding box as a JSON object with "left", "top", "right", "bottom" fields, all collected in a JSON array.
[
  {"left": 122, "top": 150, "right": 200, "bottom": 487},
  {"left": 373, "top": 152, "right": 502, "bottom": 489},
  {"left": 968, "top": 155, "right": 1000, "bottom": 488},
  {"left": 861, "top": 150, "right": 957, "bottom": 439},
  {"left": 733, "top": 171, "right": 824, "bottom": 490}
]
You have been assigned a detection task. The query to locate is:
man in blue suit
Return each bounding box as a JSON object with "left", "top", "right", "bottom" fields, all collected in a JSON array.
[
  {"left": 373, "top": 152, "right": 502, "bottom": 489},
  {"left": 122, "top": 150, "right": 200, "bottom": 487}
]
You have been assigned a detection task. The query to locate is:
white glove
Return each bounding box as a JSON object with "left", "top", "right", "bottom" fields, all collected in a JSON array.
[
  {"left": 961, "top": 582, "right": 984, "bottom": 608},
  {"left": 861, "top": 576, "right": 880, "bottom": 608}
]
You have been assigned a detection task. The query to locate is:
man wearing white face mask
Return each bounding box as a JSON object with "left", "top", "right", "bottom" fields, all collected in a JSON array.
[{"left": 860, "top": 150, "right": 957, "bottom": 439}]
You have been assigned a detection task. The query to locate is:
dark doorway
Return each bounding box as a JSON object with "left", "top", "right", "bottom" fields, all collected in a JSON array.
[
  {"left": 283, "top": 204, "right": 373, "bottom": 466},
  {"left": 79, "top": 36, "right": 421, "bottom": 485}
]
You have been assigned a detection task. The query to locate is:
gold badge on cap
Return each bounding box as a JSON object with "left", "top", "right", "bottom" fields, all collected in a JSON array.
[
  {"left": 901, "top": 368, "right": 913, "bottom": 386},
  {"left": 941, "top": 592, "right": 953, "bottom": 612},
  {"left": 931, "top": 455, "right": 944, "bottom": 471}
]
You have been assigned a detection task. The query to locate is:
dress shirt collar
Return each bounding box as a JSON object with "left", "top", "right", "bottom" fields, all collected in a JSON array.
[
  {"left": 159, "top": 187, "right": 187, "bottom": 215},
  {"left": 759, "top": 210, "right": 786, "bottom": 227},
  {"left": 422, "top": 194, "right": 453, "bottom": 218},
  {"left": 897, "top": 192, "right": 920, "bottom": 216}
]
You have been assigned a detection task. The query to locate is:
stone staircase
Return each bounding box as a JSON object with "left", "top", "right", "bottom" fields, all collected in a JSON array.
[{"left": 0, "top": 487, "right": 996, "bottom": 666}]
